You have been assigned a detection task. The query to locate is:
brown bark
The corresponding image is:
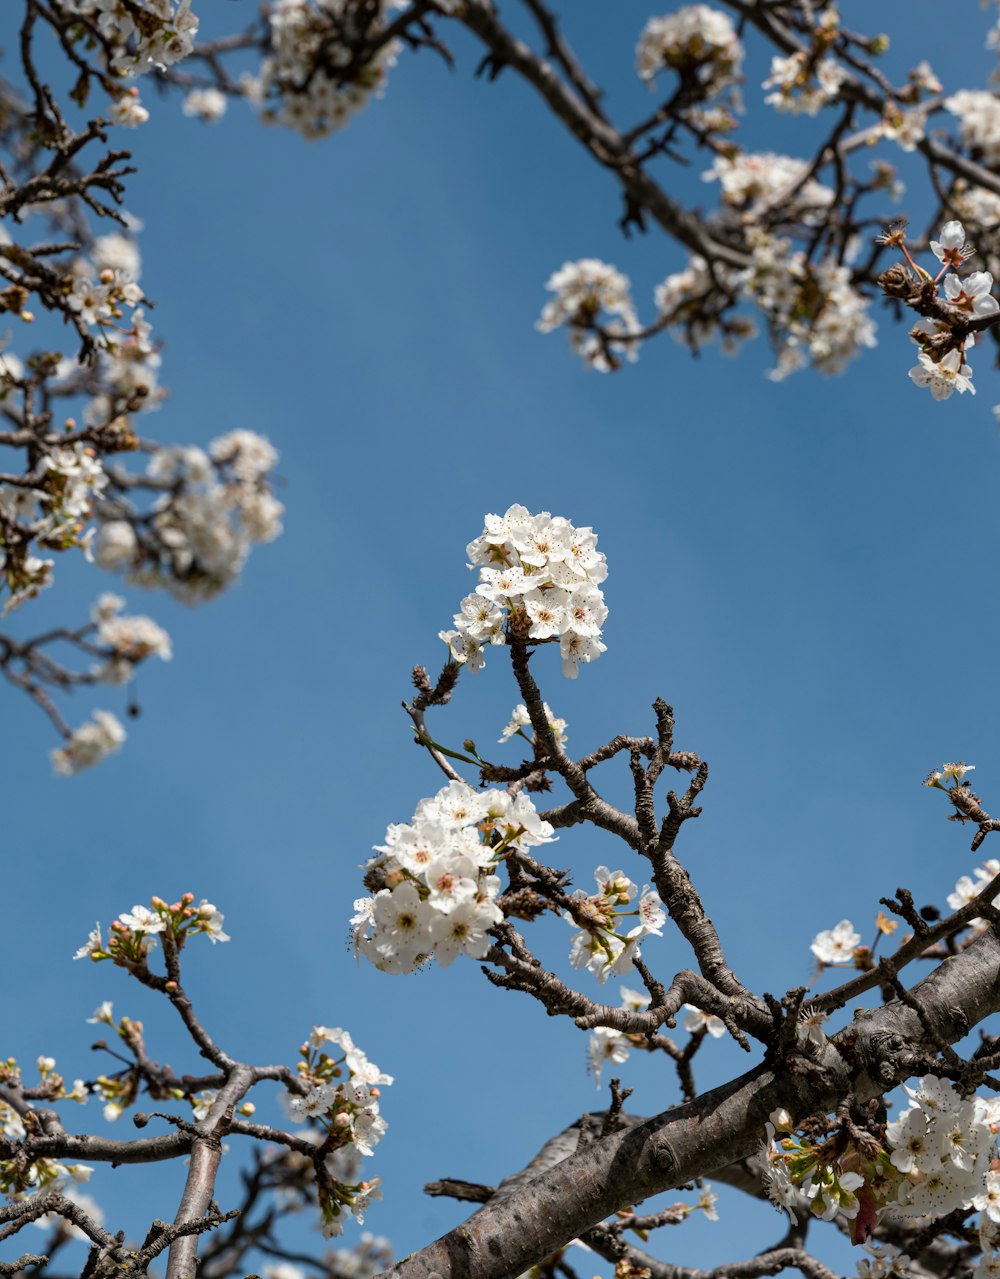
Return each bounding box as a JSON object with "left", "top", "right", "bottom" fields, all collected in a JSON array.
[{"left": 383, "top": 924, "right": 1000, "bottom": 1279}]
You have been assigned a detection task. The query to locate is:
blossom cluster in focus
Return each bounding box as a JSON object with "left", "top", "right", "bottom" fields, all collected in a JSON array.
[
  {"left": 763, "top": 1078, "right": 1000, "bottom": 1264},
  {"left": 353, "top": 780, "right": 555, "bottom": 973},
  {"left": 440, "top": 504, "right": 608, "bottom": 679},
  {"left": 284, "top": 1025, "right": 391, "bottom": 1236},
  {"left": 73, "top": 893, "right": 230, "bottom": 968}
]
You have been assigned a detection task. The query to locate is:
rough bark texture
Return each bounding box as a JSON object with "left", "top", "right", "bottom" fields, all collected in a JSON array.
[{"left": 384, "top": 926, "right": 1000, "bottom": 1279}]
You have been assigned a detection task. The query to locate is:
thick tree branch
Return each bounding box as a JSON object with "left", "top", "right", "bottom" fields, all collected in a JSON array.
[{"left": 381, "top": 922, "right": 1000, "bottom": 1279}]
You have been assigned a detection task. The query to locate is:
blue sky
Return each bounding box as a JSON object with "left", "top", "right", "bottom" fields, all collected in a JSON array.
[{"left": 3, "top": 3, "right": 1000, "bottom": 1274}]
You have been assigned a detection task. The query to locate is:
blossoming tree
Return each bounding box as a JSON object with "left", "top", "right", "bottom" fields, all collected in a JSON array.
[{"left": 4, "top": 5, "right": 1000, "bottom": 1279}]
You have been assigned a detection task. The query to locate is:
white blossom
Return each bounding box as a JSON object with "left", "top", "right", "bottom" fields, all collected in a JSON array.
[
  {"left": 453, "top": 506, "right": 609, "bottom": 675},
  {"left": 73, "top": 924, "right": 104, "bottom": 961},
  {"left": 703, "top": 152, "right": 834, "bottom": 224},
  {"left": 498, "top": 702, "right": 568, "bottom": 746},
  {"left": 51, "top": 712, "right": 126, "bottom": 776},
  {"left": 946, "top": 90, "right": 1000, "bottom": 167},
  {"left": 182, "top": 87, "right": 227, "bottom": 122},
  {"left": 537, "top": 260, "right": 641, "bottom": 371},
  {"left": 356, "top": 782, "right": 553, "bottom": 973},
  {"left": 107, "top": 92, "right": 150, "bottom": 127},
  {"left": 909, "top": 348, "right": 975, "bottom": 401},
  {"left": 249, "top": 0, "right": 400, "bottom": 139},
  {"left": 682, "top": 1004, "right": 726, "bottom": 1038},
  {"left": 930, "top": 220, "right": 974, "bottom": 269},
  {"left": 810, "top": 919, "right": 860, "bottom": 964},
  {"left": 588, "top": 1027, "right": 629, "bottom": 1087},
  {"left": 118, "top": 904, "right": 166, "bottom": 934},
  {"left": 636, "top": 6, "right": 743, "bottom": 97},
  {"left": 763, "top": 52, "right": 846, "bottom": 115}
]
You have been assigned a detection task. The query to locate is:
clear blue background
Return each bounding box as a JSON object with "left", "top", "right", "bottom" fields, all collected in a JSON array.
[{"left": 2, "top": 3, "right": 997, "bottom": 1275}]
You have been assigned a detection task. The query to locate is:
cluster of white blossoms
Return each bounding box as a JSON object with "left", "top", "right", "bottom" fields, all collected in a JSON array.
[
  {"left": 0, "top": 551, "right": 53, "bottom": 617},
  {"left": 73, "top": 896, "right": 230, "bottom": 965},
  {"left": 879, "top": 105, "right": 928, "bottom": 154},
  {"left": 763, "top": 1077, "right": 1000, "bottom": 1261},
  {"left": 354, "top": 780, "right": 555, "bottom": 974},
  {"left": 498, "top": 702, "right": 568, "bottom": 747},
  {"left": 536, "top": 260, "right": 642, "bottom": 372},
  {"left": 810, "top": 918, "right": 861, "bottom": 966},
  {"left": 0, "top": 1130, "right": 94, "bottom": 1199},
  {"left": 952, "top": 184, "right": 1000, "bottom": 276},
  {"left": 945, "top": 91, "right": 1000, "bottom": 168},
  {"left": 92, "top": 308, "right": 164, "bottom": 416},
  {"left": 0, "top": 439, "right": 108, "bottom": 614},
  {"left": 51, "top": 711, "right": 127, "bottom": 776},
  {"left": 58, "top": 0, "right": 198, "bottom": 126},
  {"left": 636, "top": 6, "right": 743, "bottom": 97},
  {"left": 64, "top": 259, "right": 143, "bottom": 332},
  {"left": 0, "top": 235, "right": 177, "bottom": 619},
  {"left": 924, "top": 759, "right": 977, "bottom": 788},
  {"left": 599, "top": 174, "right": 866, "bottom": 378},
  {"left": 882, "top": 1075, "right": 1000, "bottom": 1224},
  {"left": 60, "top": 234, "right": 167, "bottom": 419},
  {"left": 908, "top": 221, "right": 998, "bottom": 401},
  {"left": 251, "top": 1132, "right": 380, "bottom": 1239},
  {"left": 90, "top": 592, "right": 172, "bottom": 683},
  {"left": 763, "top": 51, "right": 847, "bottom": 115},
  {"left": 243, "top": 0, "right": 401, "bottom": 139},
  {"left": 566, "top": 866, "right": 666, "bottom": 985},
  {"left": 761, "top": 1121, "right": 862, "bottom": 1228},
  {"left": 108, "top": 88, "right": 151, "bottom": 129},
  {"left": 182, "top": 87, "right": 228, "bottom": 123},
  {"left": 702, "top": 151, "right": 834, "bottom": 224},
  {"left": 440, "top": 504, "right": 609, "bottom": 679},
  {"left": 63, "top": 0, "right": 198, "bottom": 76},
  {"left": 41, "top": 442, "right": 109, "bottom": 520},
  {"left": 654, "top": 253, "right": 755, "bottom": 355},
  {"left": 741, "top": 232, "right": 877, "bottom": 380},
  {"left": 96, "top": 429, "right": 283, "bottom": 601},
  {"left": 285, "top": 1027, "right": 391, "bottom": 1190}
]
